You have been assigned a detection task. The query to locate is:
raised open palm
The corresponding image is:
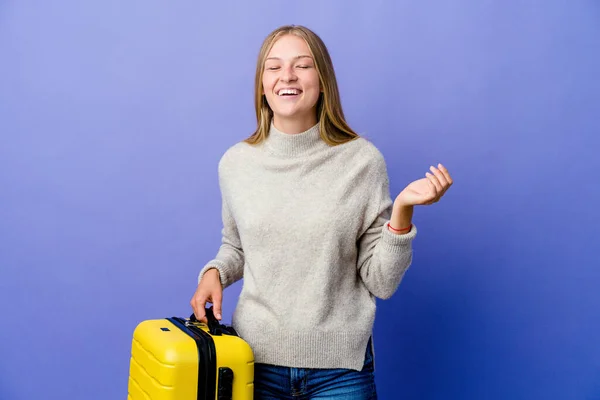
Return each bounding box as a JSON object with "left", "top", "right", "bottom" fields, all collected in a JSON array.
[{"left": 395, "top": 164, "right": 453, "bottom": 207}]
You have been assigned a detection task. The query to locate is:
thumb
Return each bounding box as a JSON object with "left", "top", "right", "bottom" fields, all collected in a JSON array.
[{"left": 212, "top": 290, "right": 223, "bottom": 320}]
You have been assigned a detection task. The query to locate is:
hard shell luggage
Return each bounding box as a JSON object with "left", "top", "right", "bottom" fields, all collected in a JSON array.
[{"left": 127, "top": 307, "right": 254, "bottom": 400}]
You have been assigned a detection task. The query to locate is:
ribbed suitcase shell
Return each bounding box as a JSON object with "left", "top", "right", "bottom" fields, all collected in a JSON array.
[{"left": 127, "top": 315, "right": 254, "bottom": 400}]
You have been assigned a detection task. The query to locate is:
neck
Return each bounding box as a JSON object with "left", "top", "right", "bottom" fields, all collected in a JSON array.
[{"left": 272, "top": 114, "right": 318, "bottom": 134}]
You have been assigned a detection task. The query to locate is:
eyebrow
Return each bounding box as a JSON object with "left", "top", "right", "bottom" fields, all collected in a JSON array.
[{"left": 265, "top": 55, "right": 313, "bottom": 61}]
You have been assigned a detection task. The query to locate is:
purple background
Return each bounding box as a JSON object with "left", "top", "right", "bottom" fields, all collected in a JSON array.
[{"left": 1, "top": 1, "right": 599, "bottom": 399}]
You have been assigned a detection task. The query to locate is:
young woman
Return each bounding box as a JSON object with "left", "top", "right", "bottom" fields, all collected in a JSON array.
[{"left": 190, "top": 25, "right": 453, "bottom": 399}]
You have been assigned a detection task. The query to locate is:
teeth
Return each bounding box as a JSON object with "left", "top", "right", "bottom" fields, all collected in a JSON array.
[{"left": 278, "top": 89, "right": 300, "bottom": 96}]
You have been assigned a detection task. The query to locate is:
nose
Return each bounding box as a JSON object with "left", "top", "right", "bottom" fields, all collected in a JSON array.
[{"left": 280, "top": 65, "right": 297, "bottom": 83}]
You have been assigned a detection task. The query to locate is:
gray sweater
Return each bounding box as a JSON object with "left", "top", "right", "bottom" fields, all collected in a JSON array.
[{"left": 198, "top": 123, "right": 417, "bottom": 371}]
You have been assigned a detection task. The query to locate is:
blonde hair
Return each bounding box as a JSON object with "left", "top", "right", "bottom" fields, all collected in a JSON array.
[{"left": 244, "top": 25, "right": 359, "bottom": 146}]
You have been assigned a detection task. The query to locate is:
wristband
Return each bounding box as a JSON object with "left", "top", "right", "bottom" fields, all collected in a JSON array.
[{"left": 387, "top": 222, "right": 412, "bottom": 233}]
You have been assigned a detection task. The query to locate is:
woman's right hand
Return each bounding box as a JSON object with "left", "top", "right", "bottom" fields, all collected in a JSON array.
[{"left": 190, "top": 268, "right": 223, "bottom": 323}]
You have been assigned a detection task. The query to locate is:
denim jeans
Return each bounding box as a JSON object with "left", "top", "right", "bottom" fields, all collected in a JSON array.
[{"left": 253, "top": 339, "right": 377, "bottom": 399}]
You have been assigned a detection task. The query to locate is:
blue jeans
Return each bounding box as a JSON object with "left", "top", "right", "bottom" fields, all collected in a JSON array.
[{"left": 253, "top": 339, "right": 377, "bottom": 399}]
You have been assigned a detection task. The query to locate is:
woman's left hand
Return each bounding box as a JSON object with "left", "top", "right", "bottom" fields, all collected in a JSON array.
[{"left": 394, "top": 163, "right": 453, "bottom": 207}]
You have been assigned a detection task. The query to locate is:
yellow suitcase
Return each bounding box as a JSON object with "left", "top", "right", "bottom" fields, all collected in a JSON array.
[{"left": 127, "top": 307, "right": 254, "bottom": 400}]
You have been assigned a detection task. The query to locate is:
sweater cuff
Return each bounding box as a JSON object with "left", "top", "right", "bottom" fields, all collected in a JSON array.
[
  {"left": 198, "top": 260, "right": 229, "bottom": 287},
  {"left": 379, "top": 221, "right": 417, "bottom": 254}
]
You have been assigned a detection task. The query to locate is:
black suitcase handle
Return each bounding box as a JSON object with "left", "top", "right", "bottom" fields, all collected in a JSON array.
[{"left": 189, "top": 306, "right": 237, "bottom": 337}]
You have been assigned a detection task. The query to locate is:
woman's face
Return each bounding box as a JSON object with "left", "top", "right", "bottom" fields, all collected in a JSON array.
[{"left": 262, "top": 34, "right": 321, "bottom": 129}]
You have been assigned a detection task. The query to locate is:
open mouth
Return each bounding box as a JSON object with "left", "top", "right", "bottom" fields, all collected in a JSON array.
[{"left": 277, "top": 88, "right": 302, "bottom": 97}]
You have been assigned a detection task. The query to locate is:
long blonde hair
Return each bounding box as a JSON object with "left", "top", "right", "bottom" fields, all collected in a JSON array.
[{"left": 244, "top": 25, "right": 359, "bottom": 146}]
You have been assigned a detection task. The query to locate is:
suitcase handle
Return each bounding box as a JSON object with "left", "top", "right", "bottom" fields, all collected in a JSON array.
[{"left": 189, "top": 306, "right": 226, "bottom": 336}]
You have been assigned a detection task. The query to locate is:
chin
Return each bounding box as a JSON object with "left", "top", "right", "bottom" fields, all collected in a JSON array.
[{"left": 272, "top": 108, "right": 304, "bottom": 119}]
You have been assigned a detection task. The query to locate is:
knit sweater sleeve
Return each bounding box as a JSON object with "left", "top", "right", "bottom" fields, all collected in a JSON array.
[
  {"left": 197, "top": 155, "right": 245, "bottom": 289},
  {"left": 356, "top": 150, "right": 417, "bottom": 299}
]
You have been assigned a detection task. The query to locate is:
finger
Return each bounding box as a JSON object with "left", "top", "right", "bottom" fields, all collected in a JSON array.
[
  {"left": 212, "top": 290, "right": 223, "bottom": 321},
  {"left": 190, "top": 296, "right": 199, "bottom": 318},
  {"left": 426, "top": 172, "right": 443, "bottom": 193},
  {"left": 430, "top": 165, "right": 451, "bottom": 197},
  {"left": 424, "top": 175, "right": 438, "bottom": 204},
  {"left": 431, "top": 166, "right": 450, "bottom": 197},
  {"left": 429, "top": 165, "right": 448, "bottom": 188},
  {"left": 194, "top": 295, "right": 208, "bottom": 323},
  {"left": 437, "top": 163, "right": 453, "bottom": 186}
]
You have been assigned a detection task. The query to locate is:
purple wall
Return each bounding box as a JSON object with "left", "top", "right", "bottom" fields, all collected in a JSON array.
[{"left": 1, "top": 1, "right": 599, "bottom": 399}]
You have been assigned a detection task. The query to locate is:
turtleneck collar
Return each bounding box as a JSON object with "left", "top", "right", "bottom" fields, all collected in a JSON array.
[{"left": 264, "top": 122, "right": 326, "bottom": 157}]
